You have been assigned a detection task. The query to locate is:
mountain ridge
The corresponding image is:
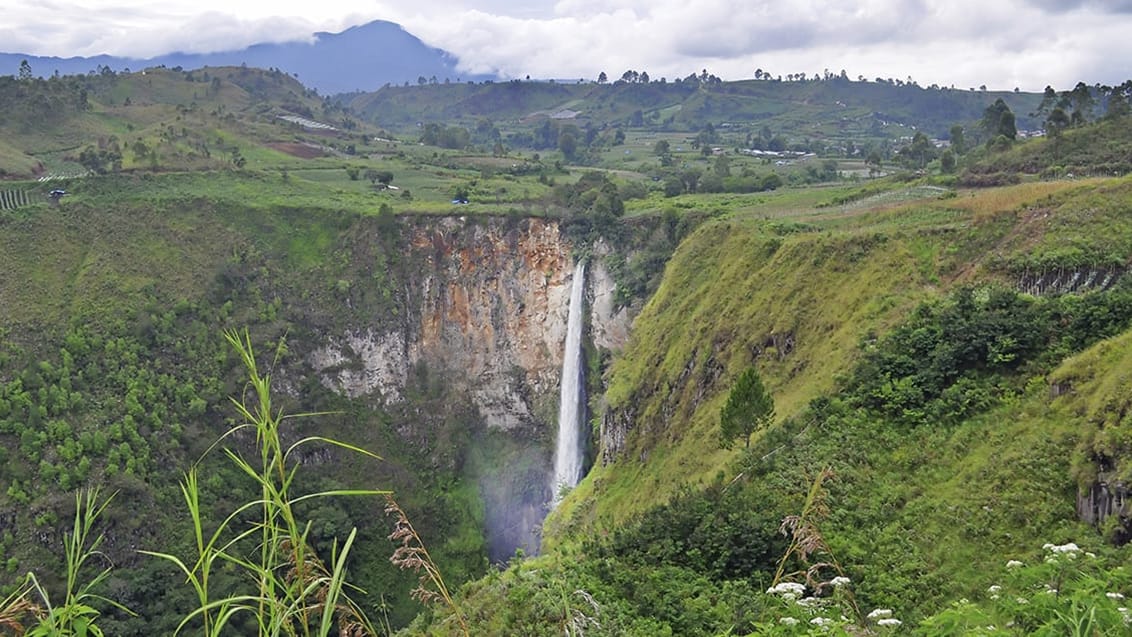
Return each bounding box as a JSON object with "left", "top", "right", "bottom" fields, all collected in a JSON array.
[{"left": 0, "top": 19, "right": 492, "bottom": 94}]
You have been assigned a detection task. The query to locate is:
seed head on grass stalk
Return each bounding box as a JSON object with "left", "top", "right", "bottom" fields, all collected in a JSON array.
[
  {"left": 0, "top": 579, "right": 44, "bottom": 635},
  {"left": 385, "top": 495, "right": 469, "bottom": 636},
  {"left": 771, "top": 467, "right": 863, "bottom": 624},
  {"left": 0, "top": 488, "right": 131, "bottom": 637}
]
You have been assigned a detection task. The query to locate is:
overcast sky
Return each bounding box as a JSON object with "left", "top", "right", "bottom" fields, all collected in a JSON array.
[{"left": 4, "top": 0, "right": 1131, "bottom": 91}]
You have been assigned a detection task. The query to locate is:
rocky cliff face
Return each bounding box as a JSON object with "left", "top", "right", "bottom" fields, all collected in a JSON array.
[
  {"left": 309, "top": 216, "right": 575, "bottom": 430},
  {"left": 1078, "top": 476, "right": 1129, "bottom": 543},
  {"left": 305, "top": 215, "right": 632, "bottom": 558},
  {"left": 1017, "top": 266, "right": 1125, "bottom": 296},
  {"left": 589, "top": 242, "right": 633, "bottom": 352}
]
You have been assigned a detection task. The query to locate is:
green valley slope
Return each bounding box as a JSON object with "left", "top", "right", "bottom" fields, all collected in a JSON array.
[
  {"left": 459, "top": 176, "right": 1132, "bottom": 635},
  {"left": 5, "top": 67, "right": 1132, "bottom": 636}
]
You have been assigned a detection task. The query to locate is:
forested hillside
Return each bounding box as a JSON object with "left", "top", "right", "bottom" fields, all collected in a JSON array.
[
  {"left": 0, "top": 179, "right": 506, "bottom": 631},
  {"left": 2, "top": 67, "right": 1132, "bottom": 635},
  {"left": 348, "top": 74, "right": 1044, "bottom": 137}
]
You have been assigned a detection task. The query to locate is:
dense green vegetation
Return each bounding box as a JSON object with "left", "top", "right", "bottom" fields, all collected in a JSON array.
[
  {"left": 538, "top": 169, "right": 1132, "bottom": 633},
  {"left": 847, "top": 282, "right": 1132, "bottom": 426},
  {"left": 347, "top": 74, "right": 1043, "bottom": 145},
  {"left": 0, "top": 188, "right": 496, "bottom": 633},
  {"left": 433, "top": 221, "right": 1132, "bottom": 635},
  {"left": 4, "top": 66, "right": 1132, "bottom": 635}
]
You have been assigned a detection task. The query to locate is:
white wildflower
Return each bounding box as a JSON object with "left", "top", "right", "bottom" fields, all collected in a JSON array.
[
  {"left": 796, "top": 596, "right": 823, "bottom": 608},
  {"left": 768, "top": 582, "right": 807, "bottom": 598},
  {"left": 810, "top": 617, "right": 832, "bottom": 626},
  {"left": 877, "top": 618, "right": 903, "bottom": 627},
  {"left": 1046, "top": 542, "right": 1080, "bottom": 554},
  {"left": 867, "top": 608, "right": 893, "bottom": 619},
  {"left": 1086, "top": 552, "right": 1097, "bottom": 559},
  {"left": 778, "top": 617, "right": 799, "bottom": 626},
  {"left": 1043, "top": 587, "right": 1058, "bottom": 595},
  {"left": 1015, "top": 597, "right": 1028, "bottom": 605},
  {"left": 1107, "top": 592, "right": 1126, "bottom": 600},
  {"left": 829, "top": 576, "right": 851, "bottom": 587},
  {"left": 988, "top": 585, "right": 1002, "bottom": 593},
  {"left": 1005, "top": 560, "right": 1024, "bottom": 569},
  {"left": 1042, "top": 542, "right": 1080, "bottom": 562}
]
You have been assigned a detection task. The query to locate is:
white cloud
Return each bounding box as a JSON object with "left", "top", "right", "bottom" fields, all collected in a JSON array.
[
  {"left": 93, "top": 14, "right": 318, "bottom": 57},
  {"left": 2, "top": 0, "right": 1131, "bottom": 89},
  {"left": 399, "top": 0, "right": 1132, "bottom": 90},
  {"left": 2, "top": 0, "right": 388, "bottom": 57}
]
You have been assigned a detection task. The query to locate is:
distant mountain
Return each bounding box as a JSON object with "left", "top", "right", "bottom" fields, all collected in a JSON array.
[{"left": 0, "top": 20, "right": 492, "bottom": 94}]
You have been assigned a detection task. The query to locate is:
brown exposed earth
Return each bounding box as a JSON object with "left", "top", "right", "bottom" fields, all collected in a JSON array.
[{"left": 268, "top": 142, "right": 325, "bottom": 158}]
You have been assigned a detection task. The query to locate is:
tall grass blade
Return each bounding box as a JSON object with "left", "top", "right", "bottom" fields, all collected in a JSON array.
[{"left": 146, "top": 328, "right": 403, "bottom": 636}]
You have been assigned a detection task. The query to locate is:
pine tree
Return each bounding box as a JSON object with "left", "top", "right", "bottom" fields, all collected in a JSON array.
[{"left": 719, "top": 367, "right": 775, "bottom": 449}]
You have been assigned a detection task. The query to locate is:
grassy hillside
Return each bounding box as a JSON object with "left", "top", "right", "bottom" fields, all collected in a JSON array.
[
  {"left": 418, "top": 322, "right": 1132, "bottom": 635},
  {"left": 550, "top": 178, "right": 1121, "bottom": 531},
  {"left": 1052, "top": 328, "right": 1132, "bottom": 492},
  {"left": 962, "top": 112, "right": 1132, "bottom": 183},
  {"left": 0, "top": 66, "right": 373, "bottom": 180},
  {"left": 386, "top": 175, "right": 1132, "bottom": 635},
  {"left": 5, "top": 67, "right": 1132, "bottom": 635}
]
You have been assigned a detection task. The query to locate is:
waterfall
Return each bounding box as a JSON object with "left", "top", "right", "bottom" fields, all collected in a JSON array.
[{"left": 553, "top": 261, "right": 586, "bottom": 502}]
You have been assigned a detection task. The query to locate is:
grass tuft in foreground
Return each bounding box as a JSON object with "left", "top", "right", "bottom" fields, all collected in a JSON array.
[
  {"left": 0, "top": 488, "right": 129, "bottom": 636},
  {"left": 143, "top": 329, "right": 389, "bottom": 637}
]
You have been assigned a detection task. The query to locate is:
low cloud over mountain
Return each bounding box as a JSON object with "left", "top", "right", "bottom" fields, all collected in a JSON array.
[
  {"left": 4, "top": 1, "right": 1132, "bottom": 91},
  {"left": 1, "top": 20, "right": 488, "bottom": 94}
]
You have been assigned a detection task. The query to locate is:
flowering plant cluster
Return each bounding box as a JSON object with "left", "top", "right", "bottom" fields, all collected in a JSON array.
[
  {"left": 747, "top": 540, "right": 1132, "bottom": 635},
  {"left": 752, "top": 575, "right": 904, "bottom": 635},
  {"left": 918, "top": 540, "right": 1132, "bottom": 635}
]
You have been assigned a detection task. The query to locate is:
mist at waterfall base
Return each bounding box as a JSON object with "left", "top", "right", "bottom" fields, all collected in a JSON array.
[
  {"left": 473, "top": 439, "right": 554, "bottom": 561},
  {"left": 554, "top": 261, "right": 587, "bottom": 501}
]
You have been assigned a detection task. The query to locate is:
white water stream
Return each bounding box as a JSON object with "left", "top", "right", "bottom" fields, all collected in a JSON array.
[{"left": 552, "top": 261, "right": 586, "bottom": 502}]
